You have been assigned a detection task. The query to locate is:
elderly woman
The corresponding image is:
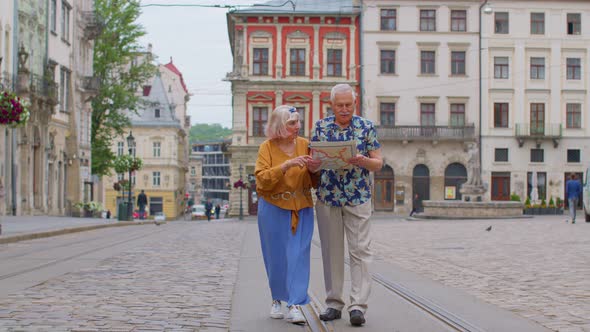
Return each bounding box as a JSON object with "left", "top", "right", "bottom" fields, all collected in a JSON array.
[{"left": 255, "top": 105, "right": 320, "bottom": 325}]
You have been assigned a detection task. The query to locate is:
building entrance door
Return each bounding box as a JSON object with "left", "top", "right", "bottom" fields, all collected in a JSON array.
[
  {"left": 412, "top": 164, "right": 430, "bottom": 209},
  {"left": 491, "top": 172, "right": 510, "bottom": 201},
  {"left": 374, "top": 165, "right": 394, "bottom": 211}
]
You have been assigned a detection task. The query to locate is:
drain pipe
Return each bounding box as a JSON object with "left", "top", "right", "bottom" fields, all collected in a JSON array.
[{"left": 478, "top": 0, "right": 491, "bottom": 184}]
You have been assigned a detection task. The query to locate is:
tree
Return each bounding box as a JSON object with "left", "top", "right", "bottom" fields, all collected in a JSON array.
[
  {"left": 189, "top": 123, "right": 232, "bottom": 141},
  {"left": 91, "top": 0, "right": 155, "bottom": 177}
]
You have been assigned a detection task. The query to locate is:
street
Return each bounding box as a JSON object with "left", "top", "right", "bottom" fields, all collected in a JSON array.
[{"left": 0, "top": 215, "right": 587, "bottom": 331}]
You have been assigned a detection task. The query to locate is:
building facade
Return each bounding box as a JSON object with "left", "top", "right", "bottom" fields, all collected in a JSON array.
[
  {"left": 362, "top": 0, "right": 480, "bottom": 213},
  {"left": 0, "top": 0, "right": 99, "bottom": 216},
  {"left": 481, "top": 0, "right": 590, "bottom": 204},
  {"left": 101, "top": 61, "right": 190, "bottom": 219},
  {"left": 190, "top": 139, "right": 231, "bottom": 205},
  {"left": 226, "top": 0, "right": 361, "bottom": 216}
]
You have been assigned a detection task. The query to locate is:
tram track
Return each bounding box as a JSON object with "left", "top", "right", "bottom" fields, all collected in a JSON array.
[
  {"left": 0, "top": 226, "right": 164, "bottom": 281},
  {"left": 303, "top": 239, "right": 485, "bottom": 332}
]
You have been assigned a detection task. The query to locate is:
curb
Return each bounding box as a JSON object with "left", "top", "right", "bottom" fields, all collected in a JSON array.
[{"left": 0, "top": 221, "right": 155, "bottom": 245}]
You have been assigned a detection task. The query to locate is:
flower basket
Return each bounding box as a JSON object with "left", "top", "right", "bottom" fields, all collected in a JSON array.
[
  {"left": 0, "top": 91, "right": 30, "bottom": 128},
  {"left": 233, "top": 179, "right": 247, "bottom": 189}
]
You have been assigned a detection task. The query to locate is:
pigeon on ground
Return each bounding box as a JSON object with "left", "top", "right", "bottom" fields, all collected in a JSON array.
[{"left": 485, "top": 226, "right": 492, "bottom": 231}]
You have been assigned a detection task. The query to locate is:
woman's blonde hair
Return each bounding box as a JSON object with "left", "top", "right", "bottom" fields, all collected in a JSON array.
[{"left": 265, "top": 105, "right": 301, "bottom": 139}]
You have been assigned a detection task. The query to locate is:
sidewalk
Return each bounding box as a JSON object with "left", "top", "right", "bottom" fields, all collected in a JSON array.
[{"left": 0, "top": 215, "right": 145, "bottom": 244}]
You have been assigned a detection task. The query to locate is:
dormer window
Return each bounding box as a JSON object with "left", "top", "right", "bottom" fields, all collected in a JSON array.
[{"left": 155, "top": 109, "right": 160, "bottom": 118}]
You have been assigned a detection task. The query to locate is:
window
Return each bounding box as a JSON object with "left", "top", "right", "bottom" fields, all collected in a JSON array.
[
  {"left": 131, "top": 174, "right": 136, "bottom": 186},
  {"left": 450, "top": 103, "right": 465, "bottom": 127},
  {"left": 252, "top": 106, "right": 268, "bottom": 136},
  {"left": 290, "top": 48, "right": 305, "bottom": 76},
  {"left": 327, "top": 49, "right": 342, "bottom": 77},
  {"left": 527, "top": 172, "right": 547, "bottom": 201},
  {"left": 451, "top": 51, "right": 466, "bottom": 75},
  {"left": 420, "top": 10, "right": 436, "bottom": 31},
  {"left": 130, "top": 144, "right": 136, "bottom": 157},
  {"left": 530, "top": 148, "right": 544, "bottom": 162},
  {"left": 530, "top": 57, "right": 545, "bottom": 79},
  {"left": 568, "top": 149, "right": 581, "bottom": 163},
  {"left": 117, "top": 142, "right": 124, "bottom": 156},
  {"left": 295, "top": 107, "right": 305, "bottom": 134},
  {"left": 531, "top": 13, "right": 545, "bottom": 34},
  {"left": 567, "top": 58, "right": 581, "bottom": 80},
  {"left": 567, "top": 13, "right": 581, "bottom": 35},
  {"left": 61, "top": 1, "right": 71, "bottom": 42},
  {"left": 60, "top": 67, "right": 71, "bottom": 112},
  {"left": 494, "top": 57, "right": 509, "bottom": 79},
  {"left": 530, "top": 103, "right": 545, "bottom": 135},
  {"left": 155, "top": 109, "right": 160, "bottom": 118},
  {"left": 451, "top": 10, "right": 467, "bottom": 32},
  {"left": 190, "top": 166, "right": 196, "bottom": 175},
  {"left": 117, "top": 173, "right": 124, "bottom": 182},
  {"left": 494, "top": 103, "right": 509, "bottom": 128},
  {"left": 153, "top": 172, "right": 161, "bottom": 186},
  {"left": 566, "top": 103, "right": 581, "bottom": 128},
  {"left": 380, "top": 103, "right": 395, "bottom": 126},
  {"left": 153, "top": 142, "right": 161, "bottom": 157},
  {"left": 495, "top": 148, "right": 509, "bottom": 162},
  {"left": 253, "top": 48, "right": 269, "bottom": 75},
  {"left": 50, "top": 0, "right": 57, "bottom": 32},
  {"left": 495, "top": 12, "right": 509, "bottom": 34},
  {"left": 420, "top": 103, "right": 435, "bottom": 126},
  {"left": 325, "top": 107, "right": 334, "bottom": 117},
  {"left": 380, "top": 50, "right": 395, "bottom": 74},
  {"left": 380, "top": 9, "right": 397, "bottom": 31},
  {"left": 421, "top": 51, "right": 435, "bottom": 74}
]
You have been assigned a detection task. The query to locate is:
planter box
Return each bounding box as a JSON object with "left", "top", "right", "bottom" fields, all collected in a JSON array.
[{"left": 524, "top": 207, "right": 563, "bottom": 215}]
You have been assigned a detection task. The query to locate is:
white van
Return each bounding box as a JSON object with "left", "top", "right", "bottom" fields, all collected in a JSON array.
[{"left": 583, "top": 167, "right": 590, "bottom": 221}]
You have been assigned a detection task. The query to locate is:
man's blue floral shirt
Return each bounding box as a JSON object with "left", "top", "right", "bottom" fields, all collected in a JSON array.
[{"left": 311, "top": 115, "right": 381, "bottom": 207}]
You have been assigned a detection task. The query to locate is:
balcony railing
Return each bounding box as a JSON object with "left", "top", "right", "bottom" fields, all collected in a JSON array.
[
  {"left": 81, "top": 76, "right": 100, "bottom": 93},
  {"left": 376, "top": 124, "right": 476, "bottom": 141},
  {"left": 515, "top": 123, "right": 562, "bottom": 147},
  {"left": 16, "top": 73, "right": 58, "bottom": 105},
  {"left": 0, "top": 71, "right": 13, "bottom": 91},
  {"left": 81, "top": 11, "right": 104, "bottom": 40}
]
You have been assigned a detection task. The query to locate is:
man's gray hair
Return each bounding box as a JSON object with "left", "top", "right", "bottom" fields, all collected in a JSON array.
[{"left": 330, "top": 83, "right": 356, "bottom": 102}]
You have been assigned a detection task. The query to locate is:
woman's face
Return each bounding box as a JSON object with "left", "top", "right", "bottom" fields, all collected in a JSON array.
[{"left": 285, "top": 118, "right": 301, "bottom": 139}]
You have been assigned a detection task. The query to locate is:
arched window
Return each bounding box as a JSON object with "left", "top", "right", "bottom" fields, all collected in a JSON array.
[
  {"left": 444, "top": 163, "right": 467, "bottom": 200},
  {"left": 374, "top": 165, "right": 394, "bottom": 211}
]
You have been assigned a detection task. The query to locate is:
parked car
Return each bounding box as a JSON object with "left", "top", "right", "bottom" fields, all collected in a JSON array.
[
  {"left": 191, "top": 204, "right": 207, "bottom": 220},
  {"left": 154, "top": 212, "right": 166, "bottom": 224},
  {"left": 583, "top": 167, "right": 590, "bottom": 221}
]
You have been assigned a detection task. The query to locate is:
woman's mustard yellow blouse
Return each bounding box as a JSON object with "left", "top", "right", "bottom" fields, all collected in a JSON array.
[{"left": 255, "top": 137, "right": 316, "bottom": 234}]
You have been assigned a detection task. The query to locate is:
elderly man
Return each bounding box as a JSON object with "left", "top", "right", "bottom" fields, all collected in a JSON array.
[{"left": 308, "top": 83, "right": 383, "bottom": 326}]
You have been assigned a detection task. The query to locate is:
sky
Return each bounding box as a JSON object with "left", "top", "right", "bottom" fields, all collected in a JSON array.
[{"left": 137, "top": 0, "right": 265, "bottom": 129}]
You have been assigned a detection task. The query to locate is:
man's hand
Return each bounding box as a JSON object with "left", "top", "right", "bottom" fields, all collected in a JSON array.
[
  {"left": 348, "top": 154, "right": 369, "bottom": 168},
  {"left": 307, "top": 158, "right": 322, "bottom": 173}
]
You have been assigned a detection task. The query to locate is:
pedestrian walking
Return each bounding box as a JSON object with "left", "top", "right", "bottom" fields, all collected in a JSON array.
[
  {"left": 255, "top": 105, "right": 318, "bottom": 325},
  {"left": 309, "top": 83, "right": 383, "bottom": 327},
  {"left": 205, "top": 200, "right": 213, "bottom": 222},
  {"left": 565, "top": 173, "right": 582, "bottom": 223},
  {"left": 137, "top": 190, "right": 148, "bottom": 220},
  {"left": 410, "top": 193, "right": 420, "bottom": 216},
  {"left": 214, "top": 204, "right": 221, "bottom": 219}
]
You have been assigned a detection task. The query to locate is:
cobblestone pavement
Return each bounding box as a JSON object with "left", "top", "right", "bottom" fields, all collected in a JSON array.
[
  {"left": 371, "top": 215, "right": 590, "bottom": 332},
  {"left": 0, "top": 221, "right": 247, "bottom": 331}
]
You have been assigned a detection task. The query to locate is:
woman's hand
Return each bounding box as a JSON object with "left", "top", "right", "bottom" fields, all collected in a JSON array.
[
  {"left": 307, "top": 158, "right": 322, "bottom": 173},
  {"left": 281, "top": 155, "right": 313, "bottom": 173}
]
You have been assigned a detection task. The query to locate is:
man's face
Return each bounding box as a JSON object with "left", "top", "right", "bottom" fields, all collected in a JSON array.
[{"left": 331, "top": 92, "right": 355, "bottom": 127}]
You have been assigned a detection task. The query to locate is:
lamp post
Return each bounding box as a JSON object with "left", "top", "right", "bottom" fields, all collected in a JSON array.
[
  {"left": 238, "top": 164, "right": 243, "bottom": 220},
  {"left": 127, "top": 131, "right": 135, "bottom": 221}
]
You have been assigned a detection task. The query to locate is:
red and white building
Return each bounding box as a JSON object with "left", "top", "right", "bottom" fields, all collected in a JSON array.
[{"left": 226, "top": 0, "right": 360, "bottom": 216}]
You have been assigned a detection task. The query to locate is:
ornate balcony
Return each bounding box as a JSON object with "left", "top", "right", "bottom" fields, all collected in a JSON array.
[
  {"left": 515, "top": 123, "right": 562, "bottom": 148},
  {"left": 0, "top": 71, "right": 13, "bottom": 91},
  {"left": 81, "top": 76, "right": 100, "bottom": 94},
  {"left": 376, "top": 124, "right": 476, "bottom": 142},
  {"left": 81, "top": 11, "right": 104, "bottom": 40}
]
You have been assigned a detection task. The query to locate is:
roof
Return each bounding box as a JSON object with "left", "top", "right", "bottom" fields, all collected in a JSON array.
[
  {"left": 232, "top": 0, "right": 359, "bottom": 15},
  {"left": 163, "top": 59, "right": 189, "bottom": 94}
]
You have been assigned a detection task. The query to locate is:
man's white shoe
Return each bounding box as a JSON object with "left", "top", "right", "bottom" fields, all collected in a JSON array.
[
  {"left": 270, "top": 300, "right": 283, "bottom": 319},
  {"left": 286, "top": 305, "right": 306, "bottom": 324}
]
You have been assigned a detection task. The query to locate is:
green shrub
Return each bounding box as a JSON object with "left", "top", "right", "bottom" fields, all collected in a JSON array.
[
  {"left": 541, "top": 198, "right": 546, "bottom": 208},
  {"left": 510, "top": 193, "right": 521, "bottom": 201},
  {"left": 524, "top": 197, "right": 531, "bottom": 207},
  {"left": 548, "top": 197, "right": 555, "bottom": 207}
]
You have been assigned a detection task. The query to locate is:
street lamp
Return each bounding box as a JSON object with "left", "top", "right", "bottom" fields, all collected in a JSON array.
[
  {"left": 238, "top": 164, "right": 243, "bottom": 220},
  {"left": 127, "top": 131, "right": 135, "bottom": 221}
]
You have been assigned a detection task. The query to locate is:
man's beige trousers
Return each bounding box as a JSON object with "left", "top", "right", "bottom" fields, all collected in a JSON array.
[{"left": 315, "top": 200, "right": 372, "bottom": 313}]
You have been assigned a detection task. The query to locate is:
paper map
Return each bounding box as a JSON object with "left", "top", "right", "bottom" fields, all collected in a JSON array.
[{"left": 310, "top": 141, "right": 357, "bottom": 170}]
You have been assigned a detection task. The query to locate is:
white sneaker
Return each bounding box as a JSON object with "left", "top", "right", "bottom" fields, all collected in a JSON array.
[
  {"left": 286, "top": 305, "right": 306, "bottom": 324},
  {"left": 270, "top": 300, "right": 283, "bottom": 319}
]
